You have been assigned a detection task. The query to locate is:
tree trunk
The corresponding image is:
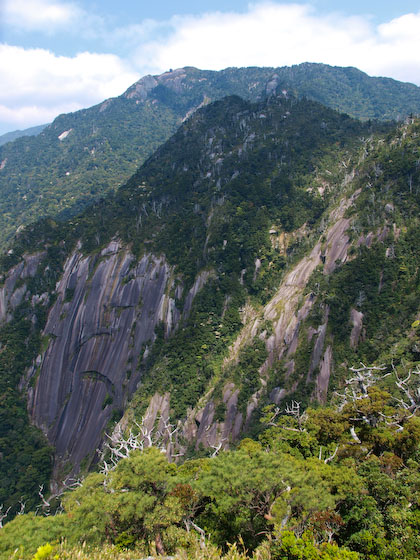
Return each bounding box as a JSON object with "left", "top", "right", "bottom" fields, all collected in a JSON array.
[{"left": 155, "top": 531, "right": 165, "bottom": 555}]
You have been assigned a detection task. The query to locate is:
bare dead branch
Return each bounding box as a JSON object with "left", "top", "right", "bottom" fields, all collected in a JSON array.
[
  {"left": 17, "top": 499, "right": 26, "bottom": 516},
  {"left": 99, "top": 411, "right": 184, "bottom": 473},
  {"left": 0, "top": 504, "right": 11, "bottom": 528},
  {"left": 324, "top": 445, "right": 339, "bottom": 464},
  {"left": 349, "top": 426, "right": 361, "bottom": 444},
  {"left": 185, "top": 520, "right": 207, "bottom": 549}
]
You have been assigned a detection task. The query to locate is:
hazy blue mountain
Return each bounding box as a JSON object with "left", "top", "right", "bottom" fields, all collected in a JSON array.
[{"left": 0, "top": 123, "right": 48, "bottom": 147}]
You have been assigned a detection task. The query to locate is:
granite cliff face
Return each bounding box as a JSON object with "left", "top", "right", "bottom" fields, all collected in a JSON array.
[
  {"left": 27, "top": 244, "right": 176, "bottom": 471},
  {"left": 7, "top": 237, "right": 217, "bottom": 477}
]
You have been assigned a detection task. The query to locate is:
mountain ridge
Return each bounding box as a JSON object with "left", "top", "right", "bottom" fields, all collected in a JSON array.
[
  {"left": 0, "top": 62, "right": 419, "bottom": 249},
  {"left": 1, "top": 89, "right": 418, "bottom": 519},
  {"left": 0, "top": 124, "right": 48, "bottom": 147}
]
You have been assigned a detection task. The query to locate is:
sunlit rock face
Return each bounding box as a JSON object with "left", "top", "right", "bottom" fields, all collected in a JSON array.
[{"left": 29, "top": 243, "right": 178, "bottom": 469}]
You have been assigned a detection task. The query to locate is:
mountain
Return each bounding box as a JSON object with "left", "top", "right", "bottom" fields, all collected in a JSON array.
[
  {"left": 0, "top": 63, "right": 420, "bottom": 249},
  {"left": 0, "top": 86, "right": 418, "bottom": 524},
  {"left": 0, "top": 124, "right": 48, "bottom": 147}
]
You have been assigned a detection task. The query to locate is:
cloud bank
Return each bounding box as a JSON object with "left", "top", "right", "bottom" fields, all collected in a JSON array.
[
  {"left": 1, "top": 1, "right": 420, "bottom": 134},
  {"left": 134, "top": 2, "right": 420, "bottom": 85},
  {"left": 0, "top": 45, "right": 138, "bottom": 132}
]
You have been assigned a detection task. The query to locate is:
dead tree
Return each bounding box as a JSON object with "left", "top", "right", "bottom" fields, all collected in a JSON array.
[
  {"left": 284, "top": 400, "right": 307, "bottom": 431},
  {"left": 17, "top": 499, "right": 26, "bottom": 516},
  {"left": 392, "top": 365, "right": 420, "bottom": 414},
  {"left": 319, "top": 445, "right": 339, "bottom": 464},
  {"left": 185, "top": 519, "right": 207, "bottom": 549},
  {"left": 265, "top": 405, "right": 282, "bottom": 426},
  {"left": 0, "top": 505, "right": 11, "bottom": 528},
  {"left": 378, "top": 365, "right": 420, "bottom": 431},
  {"left": 208, "top": 438, "right": 227, "bottom": 457},
  {"left": 99, "top": 412, "right": 183, "bottom": 474},
  {"left": 335, "top": 363, "right": 420, "bottom": 441},
  {"left": 334, "top": 362, "right": 387, "bottom": 411},
  {"left": 35, "top": 484, "right": 51, "bottom": 516}
]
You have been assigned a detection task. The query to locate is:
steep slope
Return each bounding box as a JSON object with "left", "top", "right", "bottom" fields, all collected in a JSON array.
[
  {"left": 170, "top": 118, "right": 420, "bottom": 450},
  {"left": 1, "top": 63, "right": 420, "bottom": 248},
  {"left": 0, "top": 93, "right": 418, "bottom": 513}
]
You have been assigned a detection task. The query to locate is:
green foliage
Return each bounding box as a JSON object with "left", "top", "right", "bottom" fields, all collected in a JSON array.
[
  {"left": 134, "top": 277, "right": 245, "bottom": 419},
  {"left": 1, "top": 366, "right": 420, "bottom": 559},
  {"left": 0, "top": 307, "right": 53, "bottom": 515},
  {"left": 0, "top": 98, "right": 177, "bottom": 249},
  {"left": 230, "top": 339, "right": 268, "bottom": 414},
  {"left": 0, "top": 513, "right": 69, "bottom": 559},
  {"left": 268, "top": 531, "right": 360, "bottom": 559},
  {"left": 62, "top": 448, "right": 184, "bottom": 552}
]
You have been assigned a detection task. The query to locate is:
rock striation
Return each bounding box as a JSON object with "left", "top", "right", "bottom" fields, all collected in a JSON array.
[{"left": 27, "top": 243, "right": 180, "bottom": 471}]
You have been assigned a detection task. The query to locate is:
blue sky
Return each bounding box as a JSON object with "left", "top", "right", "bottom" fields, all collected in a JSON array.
[{"left": 1, "top": 1, "right": 420, "bottom": 134}]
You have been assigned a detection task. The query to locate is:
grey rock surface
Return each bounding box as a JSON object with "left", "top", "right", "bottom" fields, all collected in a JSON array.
[
  {"left": 0, "top": 252, "right": 45, "bottom": 322},
  {"left": 350, "top": 308, "right": 364, "bottom": 348},
  {"left": 29, "top": 246, "right": 177, "bottom": 470}
]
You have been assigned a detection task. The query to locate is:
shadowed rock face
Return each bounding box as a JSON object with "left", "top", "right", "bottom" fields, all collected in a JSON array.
[
  {"left": 0, "top": 252, "right": 45, "bottom": 323},
  {"left": 29, "top": 244, "right": 178, "bottom": 470}
]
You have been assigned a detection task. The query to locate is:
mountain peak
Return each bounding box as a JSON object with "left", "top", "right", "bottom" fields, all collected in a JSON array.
[
  {"left": 124, "top": 67, "right": 202, "bottom": 100},
  {"left": 124, "top": 74, "right": 159, "bottom": 100}
]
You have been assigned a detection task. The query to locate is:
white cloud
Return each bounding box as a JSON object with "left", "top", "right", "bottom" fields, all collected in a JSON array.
[
  {"left": 2, "top": 0, "right": 81, "bottom": 32},
  {"left": 1, "top": 2, "right": 420, "bottom": 134},
  {"left": 132, "top": 2, "right": 420, "bottom": 86},
  {"left": 374, "top": 12, "right": 420, "bottom": 83},
  {"left": 0, "top": 45, "right": 138, "bottom": 132}
]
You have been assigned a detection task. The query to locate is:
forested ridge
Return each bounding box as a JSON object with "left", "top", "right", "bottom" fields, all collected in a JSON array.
[
  {"left": 1, "top": 62, "right": 420, "bottom": 248},
  {"left": 0, "top": 74, "right": 418, "bottom": 560}
]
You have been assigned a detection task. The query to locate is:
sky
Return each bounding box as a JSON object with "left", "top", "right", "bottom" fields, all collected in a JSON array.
[{"left": 0, "top": 0, "right": 420, "bottom": 135}]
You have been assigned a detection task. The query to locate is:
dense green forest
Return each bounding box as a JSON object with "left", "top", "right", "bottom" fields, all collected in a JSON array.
[{"left": 1, "top": 364, "right": 420, "bottom": 559}]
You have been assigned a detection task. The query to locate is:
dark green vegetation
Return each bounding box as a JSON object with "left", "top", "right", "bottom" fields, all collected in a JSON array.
[
  {"left": 0, "top": 74, "right": 418, "bottom": 560},
  {"left": 0, "top": 314, "right": 52, "bottom": 514},
  {"left": 1, "top": 63, "right": 420, "bottom": 247},
  {"left": 0, "top": 248, "right": 64, "bottom": 516},
  {"left": 1, "top": 373, "right": 420, "bottom": 559},
  {"left": 8, "top": 94, "right": 380, "bottom": 276}
]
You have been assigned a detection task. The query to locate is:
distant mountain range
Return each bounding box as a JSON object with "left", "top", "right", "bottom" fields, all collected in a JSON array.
[
  {"left": 0, "top": 123, "right": 48, "bottom": 147},
  {"left": 0, "top": 63, "right": 420, "bottom": 248}
]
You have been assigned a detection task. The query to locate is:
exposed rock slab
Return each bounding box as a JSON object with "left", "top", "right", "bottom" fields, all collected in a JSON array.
[
  {"left": 29, "top": 247, "right": 177, "bottom": 470},
  {"left": 350, "top": 308, "right": 364, "bottom": 348},
  {"left": 307, "top": 307, "right": 330, "bottom": 383},
  {"left": 0, "top": 252, "right": 45, "bottom": 322},
  {"left": 315, "top": 345, "right": 333, "bottom": 403}
]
